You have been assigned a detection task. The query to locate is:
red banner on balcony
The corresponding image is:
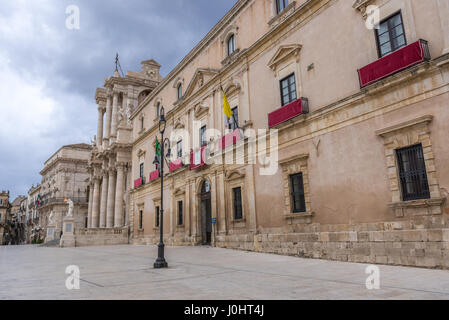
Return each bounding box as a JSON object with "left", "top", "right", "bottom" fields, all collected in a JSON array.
[
  {"left": 134, "top": 177, "right": 143, "bottom": 188},
  {"left": 169, "top": 158, "right": 183, "bottom": 172},
  {"left": 219, "top": 129, "right": 241, "bottom": 149},
  {"left": 190, "top": 146, "right": 206, "bottom": 170},
  {"left": 149, "top": 170, "right": 160, "bottom": 182},
  {"left": 358, "top": 40, "right": 429, "bottom": 88},
  {"left": 268, "top": 98, "right": 309, "bottom": 128}
]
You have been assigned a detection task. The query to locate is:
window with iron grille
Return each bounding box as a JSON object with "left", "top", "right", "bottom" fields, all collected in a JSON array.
[
  {"left": 376, "top": 12, "right": 407, "bottom": 58},
  {"left": 177, "top": 84, "right": 182, "bottom": 100},
  {"left": 178, "top": 201, "right": 183, "bottom": 225},
  {"left": 290, "top": 173, "right": 306, "bottom": 213},
  {"left": 177, "top": 140, "right": 183, "bottom": 158},
  {"left": 396, "top": 144, "right": 430, "bottom": 201},
  {"left": 226, "top": 106, "right": 239, "bottom": 130},
  {"left": 139, "top": 163, "right": 144, "bottom": 179},
  {"left": 233, "top": 187, "right": 243, "bottom": 220},
  {"left": 280, "top": 73, "right": 297, "bottom": 106},
  {"left": 200, "top": 125, "right": 207, "bottom": 146},
  {"left": 155, "top": 206, "right": 160, "bottom": 227},
  {"left": 139, "top": 210, "right": 143, "bottom": 229},
  {"left": 276, "top": 0, "right": 289, "bottom": 14}
]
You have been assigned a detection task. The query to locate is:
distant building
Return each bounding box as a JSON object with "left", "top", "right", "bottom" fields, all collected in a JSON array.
[
  {"left": 0, "top": 191, "right": 11, "bottom": 245},
  {"left": 38, "top": 143, "right": 92, "bottom": 240}
]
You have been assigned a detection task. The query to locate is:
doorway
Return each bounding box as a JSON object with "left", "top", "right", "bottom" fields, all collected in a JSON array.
[{"left": 200, "top": 180, "right": 212, "bottom": 245}]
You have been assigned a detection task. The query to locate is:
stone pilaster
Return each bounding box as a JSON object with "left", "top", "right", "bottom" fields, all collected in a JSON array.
[
  {"left": 99, "top": 171, "right": 109, "bottom": 228},
  {"left": 87, "top": 183, "right": 94, "bottom": 228},
  {"left": 110, "top": 90, "right": 119, "bottom": 142},
  {"left": 114, "top": 163, "right": 125, "bottom": 227},
  {"left": 96, "top": 105, "right": 104, "bottom": 149},
  {"left": 91, "top": 177, "right": 101, "bottom": 228},
  {"left": 106, "top": 168, "right": 117, "bottom": 228},
  {"left": 103, "top": 92, "right": 112, "bottom": 147}
]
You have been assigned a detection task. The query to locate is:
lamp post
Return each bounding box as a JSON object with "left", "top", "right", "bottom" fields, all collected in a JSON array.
[{"left": 153, "top": 106, "right": 171, "bottom": 269}]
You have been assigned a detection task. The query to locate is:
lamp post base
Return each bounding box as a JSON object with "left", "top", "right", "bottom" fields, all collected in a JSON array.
[{"left": 153, "top": 242, "right": 168, "bottom": 268}]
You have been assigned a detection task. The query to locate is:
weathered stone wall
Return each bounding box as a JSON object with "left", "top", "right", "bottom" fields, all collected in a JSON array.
[{"left": 75, "top": 227, "right": 129, "bottom": 246}]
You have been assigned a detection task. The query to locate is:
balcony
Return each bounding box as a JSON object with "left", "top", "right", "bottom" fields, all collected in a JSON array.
[
  {"left": 219, "top": 129, "right": 241, "bottom": 149},
  {"left": 134, "top": 177, "right": 143, "bottom": 188},
  {"left": 169, "top": 158, "right": 183, "bottom": 172},
  {"left": 149, "top": 170, "right": 160, "bottom": 182},
  {"left": 358, "top": 39, "right": 430, "bottom": 88},
  {"left": 268, "top": 97, "right": 309, "bottom": 128},
  {"left": 190, "top": 146, "right": 207, "bottom": 170}
]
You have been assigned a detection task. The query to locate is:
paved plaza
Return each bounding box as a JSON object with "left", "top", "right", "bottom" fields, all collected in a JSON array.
[{"left": 1, "top": 244, "right": 449, "bottom": 300}]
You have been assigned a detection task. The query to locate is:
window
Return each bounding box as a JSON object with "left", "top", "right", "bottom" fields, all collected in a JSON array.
[
  {"left": 376, "top": 12, "right": 406, "bottom": 58},
  {"left": 139, "top": 210, "right": 143, "bottom": 229},
  {"left": 178, "top": 201, "right": 183, "bottom": 225},
  {"left": 233, "top": 187, "right": 243, "bottom": 220},
  {"left": 276, "top": 0, "right": 289, "bottom": 14},
  {"left": 141, "top": 117, "right": 144, "bottom": 131},
  {"left": 84, "top": 217, "right": 88, "bottom": 228},
  {"left": 139, "top": 163, "right": 144, "bottom": 179},
  {"left": 280, "top": 73, "right": 297, "bottom": 106},
  {"left": 200, "top": 125, "right": 207, "bottom": 147},
  {"left": 155, "top": 206, "right": 160, "bottom": 227},
  {"left": 177, "top": 83, "right": 182, "bottom": 100},
  {"left": 156, "top": 102, "right": 161, "bottom": 117},
  {"left": 177, "top": 140, "right": 183, "bottom": 158},
  {"left": 396, "top": 144, "right": 430, "bottom": 201},
  {"left": 290, "top": 173, "right": 306, "bottom": 213},
  {"left": 226, "top": 107, "right": 239, "bottom": 130},
  {"left": 227, "top": 34, "right": 235, "bottom": 56}
]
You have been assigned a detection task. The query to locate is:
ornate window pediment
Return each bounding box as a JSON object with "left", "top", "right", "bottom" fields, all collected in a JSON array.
[
  {"left": 183, "top": 68, "right": 219, "bottom": 99},
  {"left": 136, "top": 149, "right": 146, "bottom": 157},
  {"left": 352, "top": 0, "right": 376, "bottom": 19},
  {"left": 268, "top": 44, "right": 302, "bottom": 72},
  {"left": 225, "top": 169, "right": 245, "bottom": 182},
  {"left": 194, "top": 100, "right": 209, "bottom": 119}
]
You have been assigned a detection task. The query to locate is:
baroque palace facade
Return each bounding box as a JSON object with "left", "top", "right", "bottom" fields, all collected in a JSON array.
[{"left": 82, "top": 0, "right": 449, "bottom": 268}]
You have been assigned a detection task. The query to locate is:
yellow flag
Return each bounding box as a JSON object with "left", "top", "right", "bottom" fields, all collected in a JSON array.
[{"left": 222, "top": 87, "right": 233, "bottom": 118}]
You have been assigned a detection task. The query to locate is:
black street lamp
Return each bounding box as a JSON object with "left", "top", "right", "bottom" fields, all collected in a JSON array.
[{"left": 154, "top": 106, "right": 171, "bottom": 269}]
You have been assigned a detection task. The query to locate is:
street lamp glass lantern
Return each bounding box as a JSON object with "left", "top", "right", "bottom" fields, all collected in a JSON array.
[{"left": 159, "top": 106, "right": 166, "bottom": 134}]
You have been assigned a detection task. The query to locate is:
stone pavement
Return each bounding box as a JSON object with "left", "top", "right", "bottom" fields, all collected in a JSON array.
[{"left": 1, "top": 244, "right": 449, "bottom": 300}]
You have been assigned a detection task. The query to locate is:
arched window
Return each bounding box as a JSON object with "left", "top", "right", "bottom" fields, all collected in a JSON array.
[
  {"left": 227, "top": 34, "right": 235, "bottom": 56},
  {"left": 177, "top": 83, "right": 182, "bottom": 100},
  {"left": 156, "top": 102, "right": 161, "bottom": 117}
]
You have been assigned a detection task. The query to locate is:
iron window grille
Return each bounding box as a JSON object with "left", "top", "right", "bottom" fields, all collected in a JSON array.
[
  {"left": 178, "top": 201, "right": 183, "bottom": 225},
  {"left": 226, "top": 106, "right": 239, "bottom": 130},
  {"left": 290, "top": 173, "right": 306, "bottom": 213},
  {"left": 155, "top": 206, "right": 160, "bottom": 227},
  {"left": 396, "top": 144, "right": 430, "bottom": 201},
  {"left": 139, "top": 210, "right": 143, "bottom": 229},
  {"left": 233, "top": 187, "right": 243, "bottom": 220},
  {"left": 200, "top": 125, "right": 207, "bottom": 147},
  {"left": 228, "top": 34, "right": 235, "bottom": 56},
  {"left": 280, "top": 73, "right": 297, "bottom": 106},
  {"left": 139, "top": 163, "right": 144, "bottom": 179},
  {"left": 375, "top": 12, "right": 407, "bottom": 58}
]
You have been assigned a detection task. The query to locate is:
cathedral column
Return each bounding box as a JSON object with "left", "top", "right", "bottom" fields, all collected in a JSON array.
[
  {"left": 114, "top": 163, "right": 125, "bottom": 227},
  {"left": 99, "top": 170, "right": 109, "bottom": 228},
  {"left": 103, "top": 92, "right": 112, "bottom": 147},
  {"left": 110, "top": 90, "right": 119, "bottom": 143},
  {"left": 106, "top": 168, "right": 117, "bottom": 228},
  {"left": 96, "top": 104, "right": 104, "bottom": 149},
  {"left": 91, "top": 177, "right": 101, "bottom": 228},
  {"left": 87, "top": 182, "right": 94, "bottom": 228}
]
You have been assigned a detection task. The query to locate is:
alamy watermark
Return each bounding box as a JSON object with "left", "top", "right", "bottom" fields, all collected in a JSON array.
[
  {"left": 65, "top": 265, "right": 80, "bottom": 290},
  {"left": 365, "top": 265, "right": 380, "bottom": 290},
  {"left": 66, "top": 5, "right": 80, "bottom": 30}
]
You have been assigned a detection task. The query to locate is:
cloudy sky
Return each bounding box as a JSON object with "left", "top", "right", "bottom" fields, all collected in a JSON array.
[{"left": 0, "top": 0, "right": 236, "bottom": 200}]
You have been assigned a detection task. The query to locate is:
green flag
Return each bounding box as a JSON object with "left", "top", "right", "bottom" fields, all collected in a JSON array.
[{"left": 155, "top": 138, "right": 161, "bottom": 157}]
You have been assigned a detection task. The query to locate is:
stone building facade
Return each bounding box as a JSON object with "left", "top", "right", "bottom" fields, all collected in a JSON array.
[
  {"left": 82, "top": 61, "right": 162, "bottom": 245},
  {"left": 0, "top": 191, "right": 10, "bottom": 245},
  {"left": 121, "top": 0, "right": 449, "bottom": 269},
  {"left": 39, "top": 143, "right": 92, "bottom": 240}
]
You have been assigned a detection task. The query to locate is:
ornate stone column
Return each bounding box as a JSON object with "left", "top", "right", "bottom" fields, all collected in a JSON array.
[
  {"left": 103, "top": 92, "right": 112, "bottom": 147},
  {"left": 106, "top": 168, "right": 117, "bottom": 228},
  {"left": 99, "top": 171, "right": 109, "bottom": 228},
  {"left": 114, "top": 163, "right": 125, "bottom": 227},
  {"left": 91, "top": 177, "right": 101, "bottom": 228},
  {"left": 87, "top": 182, "right": 94, "bottom": 228},
  {"left": 110, "top": 90, "right": 119, "bottom": 143},
  {"left": 96, "top": 104, "right": 104, "bottom": 149}
]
